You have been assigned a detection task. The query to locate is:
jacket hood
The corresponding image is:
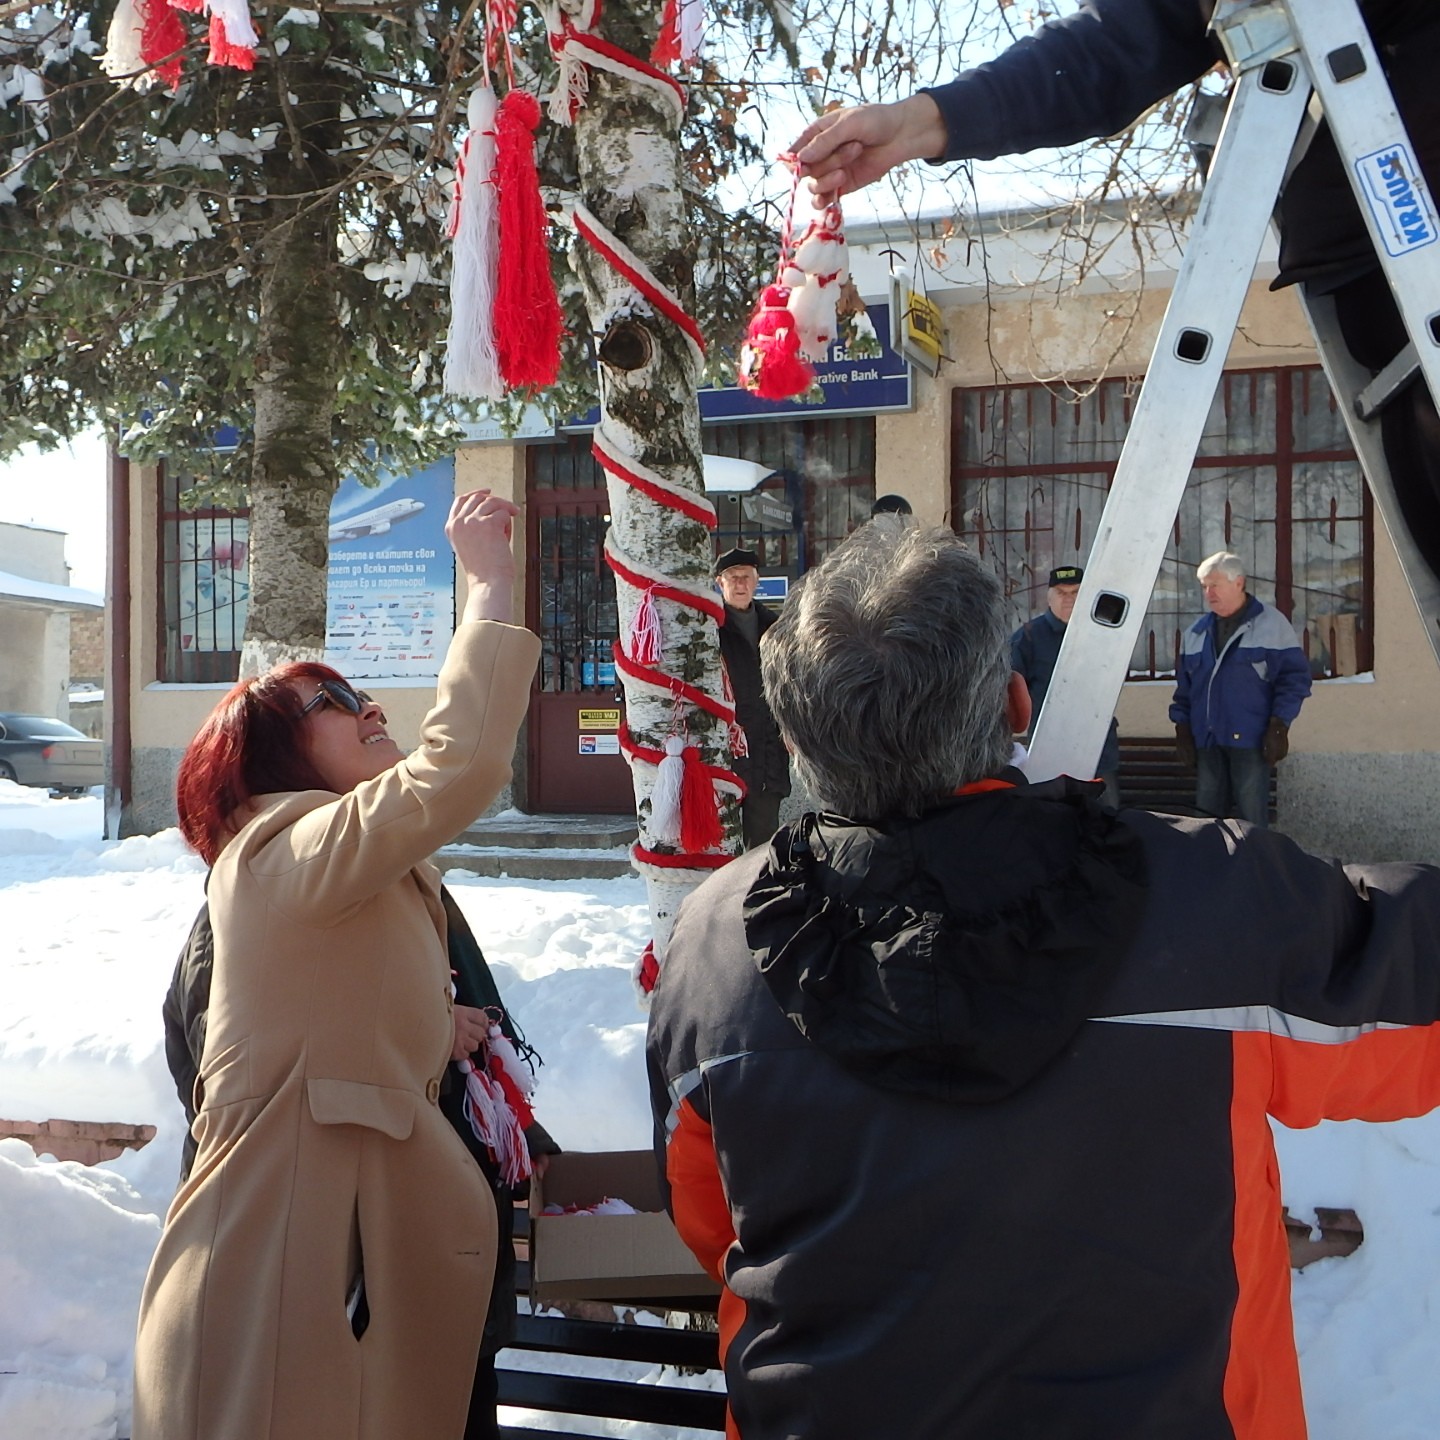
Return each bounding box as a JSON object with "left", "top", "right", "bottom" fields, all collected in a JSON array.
[{"left": 741, "top": 781, "right": 1148, "bottom": 1104}]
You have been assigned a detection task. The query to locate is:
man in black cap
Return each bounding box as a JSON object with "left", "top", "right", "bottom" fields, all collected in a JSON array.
[
  {"left": 715, "top": 546, "right": 791, "bottom": 848},
  {"left": 1011, "top": 564, "right": 1121, "bottom": 807}
]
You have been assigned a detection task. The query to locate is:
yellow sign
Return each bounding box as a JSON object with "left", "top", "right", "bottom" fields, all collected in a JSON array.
[
  {"left": 578, "top": 708, "right": 621, "bottom": 730},
  {"left": 903, "top": 291, "right": 944, "bottom": 365}
]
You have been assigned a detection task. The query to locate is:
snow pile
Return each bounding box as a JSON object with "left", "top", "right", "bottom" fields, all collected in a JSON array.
[
  {"left": 3, "top": 781, "right": 1440, "bottom": 1437},
  {"left": 0, "top": 1142, "right": 157, "bottom": 1440}
]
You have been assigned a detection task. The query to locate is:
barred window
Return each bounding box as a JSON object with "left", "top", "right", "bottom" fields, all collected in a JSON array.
[
  {"left": 951, "top": 366, "right": 1372, "bottom": 677},
  {"left": 158, "top": 464, "right": 250, "bottom": 683}
]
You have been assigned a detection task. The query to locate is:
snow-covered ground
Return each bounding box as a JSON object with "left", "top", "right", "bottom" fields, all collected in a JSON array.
[{"left": 2, "top": 779, "right": 1439, "bottom": 1438}]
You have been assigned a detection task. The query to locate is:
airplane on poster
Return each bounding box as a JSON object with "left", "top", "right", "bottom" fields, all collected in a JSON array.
[{"left": 328, "top": 497, "right": 424, "bottom": 545}]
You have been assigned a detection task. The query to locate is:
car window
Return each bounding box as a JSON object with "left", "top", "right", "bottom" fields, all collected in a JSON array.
[{"left": 8, "top": 716, "right": 87, "bottom": 740}]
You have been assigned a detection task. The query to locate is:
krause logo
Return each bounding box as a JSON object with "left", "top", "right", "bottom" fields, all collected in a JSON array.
[{"left": 1356, "top": 143, "right": 1438, "bottom": 257}]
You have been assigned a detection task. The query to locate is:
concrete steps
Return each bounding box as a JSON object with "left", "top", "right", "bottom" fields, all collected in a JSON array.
[{"left": 437, "top": 812, "right": 638, "bottom": 881}]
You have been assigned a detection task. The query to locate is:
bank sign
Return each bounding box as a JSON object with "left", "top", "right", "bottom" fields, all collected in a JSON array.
[{"left": 569, "top": 300, "right": 911, "bottom": 430}]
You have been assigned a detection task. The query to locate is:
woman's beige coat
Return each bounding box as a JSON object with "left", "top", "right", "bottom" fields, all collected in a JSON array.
[{"left": 132, "top": 620, "right": 541, "bottom": 1440}]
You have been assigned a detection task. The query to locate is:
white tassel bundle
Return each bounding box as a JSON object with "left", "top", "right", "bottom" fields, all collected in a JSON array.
[
  {"left": 101, "top": 0, "right": 148, "bottom": 81},
  {"left": 444, "top": 84, "right": 503, "bottom": 400},
  {"left": 648, "top": 735, "right": 687, "bottom": 844}
]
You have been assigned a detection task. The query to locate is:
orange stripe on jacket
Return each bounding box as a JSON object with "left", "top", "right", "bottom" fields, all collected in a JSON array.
[
  {"left": 1225, "top": 1019, "right": 1440, "bottom": 1439},
  {"left": 667, "top": 1093, "right": 745, "bottom": 1439},
  {"left": 1226, "top": 1032, "right": 1306, "bottom": 1440}
]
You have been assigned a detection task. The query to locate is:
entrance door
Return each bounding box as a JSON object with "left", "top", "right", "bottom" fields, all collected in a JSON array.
[{"left": 526, "top": 476, "right": 634, "bottom": 813}]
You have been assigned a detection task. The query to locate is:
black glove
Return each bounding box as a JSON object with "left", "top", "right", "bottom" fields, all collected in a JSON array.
[
  {"left": 1174, "top": 722, "right": 1196, "bottom": 774},
  {"left": 1262, "top": 717, "right": 1290, "bottom": 766}
]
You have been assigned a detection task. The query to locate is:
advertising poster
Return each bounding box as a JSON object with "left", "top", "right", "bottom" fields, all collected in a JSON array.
[{"left": 325, "top": 458, "right": 456, "bottom": 680}]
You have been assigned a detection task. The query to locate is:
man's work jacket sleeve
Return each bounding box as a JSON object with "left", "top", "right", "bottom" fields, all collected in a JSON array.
[
  {"left": 1268, "top": 632, "right": 1313, "bottom": 727},
  {"left": 1253, "top": 842, "right": 1440, "bottom": 1129},
  {"left": 922, "top": 0, "right": 1216, "bottom": 164}
]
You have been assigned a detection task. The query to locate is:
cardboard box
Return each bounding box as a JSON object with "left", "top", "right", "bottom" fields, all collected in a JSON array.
[{"left": 529, "top": 1149, "right": 720, "bottom": 1304}]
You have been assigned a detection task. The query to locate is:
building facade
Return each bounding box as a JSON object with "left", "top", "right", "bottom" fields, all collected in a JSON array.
[{"left": 114, "top": 201, "right": 1440, "bottom": 860}]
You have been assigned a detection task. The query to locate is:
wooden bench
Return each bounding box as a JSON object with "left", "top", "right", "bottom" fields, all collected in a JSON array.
[
  {"left": 496, "top": 1212, "right": 725, "bottom": 1438},
  {"left": 1117, "top": 735, "right": 1276, "bottom": 825},
  {"left": 497, "top": 1310, "right": 724, "bottom": 1438}
]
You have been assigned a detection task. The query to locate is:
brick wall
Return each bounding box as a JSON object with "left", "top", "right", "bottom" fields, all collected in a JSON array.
[{"left": 69, "top": 610, "right": 105, "bottom": 686}]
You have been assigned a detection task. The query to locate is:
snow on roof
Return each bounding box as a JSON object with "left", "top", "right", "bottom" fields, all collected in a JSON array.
[{"left": 0, "top": 568, "right": 103, "bottom": 611}]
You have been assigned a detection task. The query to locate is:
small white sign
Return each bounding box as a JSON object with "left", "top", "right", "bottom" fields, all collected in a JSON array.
[
  {"left": 1355, "top": 143, "right": 1438, "bottom": 257},
  {"left": 578, "top": 734, "right": 621, "bottom": 756}
]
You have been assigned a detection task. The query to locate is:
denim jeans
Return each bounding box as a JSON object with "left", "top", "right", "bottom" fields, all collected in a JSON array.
[{"left": 1195, "top": 745, "right": 1271, "bottom": 828}]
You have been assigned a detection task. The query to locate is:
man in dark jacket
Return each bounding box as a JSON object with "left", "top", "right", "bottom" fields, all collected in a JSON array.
[
  {"left": 647, "top": 519, "right": 1440, "bottom": 1440},
  {"left": 164, "top": 886, "right": 558, "bottom": 1440},
  {"left": 714, "top": 546, "right": 791, "bottom": 849},
  {"left": 791, "top": 0, "right": 1440, "bottom": 571},
  {"left": 1011, "top": 562, "right": 1121, "bottom": 807}
]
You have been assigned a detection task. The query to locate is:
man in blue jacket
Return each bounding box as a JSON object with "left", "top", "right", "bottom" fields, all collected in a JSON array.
[
  {"left": 1011, "top": 563, "right": 1121, "bottom": 807},
  {"left": 1169, "top": 551, "right": 1311, "bottom": 827}
]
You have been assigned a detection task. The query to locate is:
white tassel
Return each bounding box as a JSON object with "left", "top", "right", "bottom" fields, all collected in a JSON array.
[
  {"left": 100, "top": 0, "right": 147, "bottom": 83},
  {"left": 678, "top": 0, "right": 703, "bottom": 62},
  {"left": 547, "top": 41, "right": 590, "bottom": 127},
  {"left": 787, "top": 280, "right": 839, "bottom": 364},
  {"left": 649, "top": 735, "right": 686, "bottom": 843},
  {"left": 444, "top": 84, "right": 503, "bottom": 400}
]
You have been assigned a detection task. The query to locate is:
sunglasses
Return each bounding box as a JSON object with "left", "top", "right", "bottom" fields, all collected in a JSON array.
[{"left": 301, "top": 679, "right": 377, "bottom": 718}]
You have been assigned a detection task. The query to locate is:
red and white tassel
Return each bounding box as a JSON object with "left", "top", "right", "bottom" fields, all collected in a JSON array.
[
  {"left": 169, "top": 0, "right": 257, "bottom": 70},
  {"left": 494, "top": 89, "right": 563, "bottom": 389},
  {"left": 101, "top": 0, "right": 184, "bottom": 89},
  {"left": 680, "top": 744, "right": 723, "bottom": 852},
  {"left": 651, "top": 0, "right": 702, "bottom": 67},
  {"left": 459, "top": 1059, "right": 531, "bottom": 1186},
  {"left": 649, "top": 734, "right": 686, "bottom": 844},
  {"left": 628, "top": 585, "right": 662, "bottom": 665},
  {"left": 444, "top": 84, "right": 503, "bottom": 401},
  {"left": 486, "top": 1022, "right": 535, "bottom": 1110}
]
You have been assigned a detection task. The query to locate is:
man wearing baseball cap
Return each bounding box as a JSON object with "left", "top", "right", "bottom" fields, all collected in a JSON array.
[
  {"left": 1010, "top": 564, "right": 1121, "bottom": 806},
  {"left": 714, "top": 547, "right": 791, "bottom": 847}
]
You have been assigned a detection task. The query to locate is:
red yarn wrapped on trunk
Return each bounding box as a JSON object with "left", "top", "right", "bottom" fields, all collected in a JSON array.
[{"left": 494, "top": 89, "right": 563, "bottom": 389}]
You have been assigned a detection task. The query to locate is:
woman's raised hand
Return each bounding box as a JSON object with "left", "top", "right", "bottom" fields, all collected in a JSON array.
[{"left": 447, "top": 489, "right": 520, "bottom": 624}]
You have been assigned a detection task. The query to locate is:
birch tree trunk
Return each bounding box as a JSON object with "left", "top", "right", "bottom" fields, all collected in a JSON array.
[
  {"left": 239, "top": 73, "right": 344, "bottom": 678},
  {"left": 570, "top": 35, "right": 744, "bottom": 960}
]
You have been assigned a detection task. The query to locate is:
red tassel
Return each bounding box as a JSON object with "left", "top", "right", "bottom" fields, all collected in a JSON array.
[
  {"left": 650, "top": 0, "right": 680, "bottom": 66},
  {"left": 494, "top": 89, "right": 563, "bottom": 389},
  {"left": 634, "top": 940, "right": 660, "bottom": 998},
  {"left": 679, "top": 745, "right": 722, "bottom": 852},
  {"left": 141, "top": 0, "right": 186, "bottom": 87}
]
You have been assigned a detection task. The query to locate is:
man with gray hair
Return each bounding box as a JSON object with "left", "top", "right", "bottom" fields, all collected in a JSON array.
[
  {"left": 647, "top": 520, "right": 1440, "bottom": 1440},
  {"left": 1170, "top": 550, "right": 1312, "bottom": 828}
]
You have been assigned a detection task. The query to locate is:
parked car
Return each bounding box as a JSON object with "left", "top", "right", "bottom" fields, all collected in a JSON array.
[{"left": 0, "top": 714, "right": 104, "bottom": 797}]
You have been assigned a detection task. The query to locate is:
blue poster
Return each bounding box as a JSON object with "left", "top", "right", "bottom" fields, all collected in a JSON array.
[{"left": 325, "top": 458, "right": 455, "bottom": 679}]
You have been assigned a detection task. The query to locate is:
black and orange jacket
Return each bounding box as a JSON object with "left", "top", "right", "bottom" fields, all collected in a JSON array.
[{"left": 646, "top": 778, "right": 1440, "bottom": 1440}]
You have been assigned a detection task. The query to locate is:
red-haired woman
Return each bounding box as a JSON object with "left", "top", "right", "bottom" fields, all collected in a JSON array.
[{"left": 132, "top": 491, "right": 541, "bottom": 1440}]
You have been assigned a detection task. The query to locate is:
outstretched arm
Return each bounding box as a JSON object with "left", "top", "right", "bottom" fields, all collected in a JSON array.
[{"left": 792, "top": 0, "right": 1215, "bottom": 205}]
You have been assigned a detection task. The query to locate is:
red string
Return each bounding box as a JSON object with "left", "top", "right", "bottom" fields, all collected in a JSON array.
[
  {"left": 573, "top": 211, "right": 706, "bottom": 357},
  {"left": 592, "top": 443, "right": 716, "bottom": 528}
]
